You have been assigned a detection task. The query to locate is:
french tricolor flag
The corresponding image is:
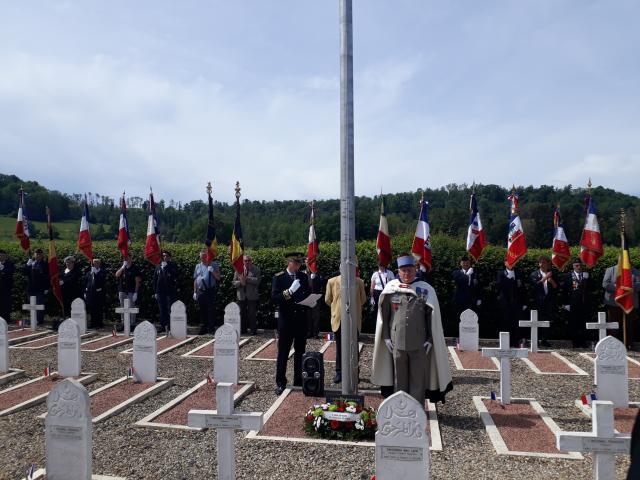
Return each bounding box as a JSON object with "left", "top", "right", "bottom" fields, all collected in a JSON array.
[
  {"left": 376, "top": 197, "right": 392, "bottom": 268},
  {"left": 505, "top": 190, "right": 527, "bottom": 269},
  {"left": 117, "top": 194, "right": 131, "bottom": 258},
  {"left": 16, "top": 188, "right": 30, "bottom": 252},
  {"left": 43, "top": 365, "right": 50, "bottom": 377},
  {"left": 325, "top": 332, "right": 334, "bottom": 341},
  {"left": 127, "top": 366, "right": 135, "bottom": 379},
  {"left": 306, "top": 203, "right": 319, "bottom": 274},
  {"left": 551, "top": 207, "right": 570, "bottom": 271},
  {"left": 411, "top": 197, "right": 432, "bottom": 271},
  {"left": 466, "top": 193, "right": 487, "bottom": 261},
  {"left": 579, "top": 193, "right": 603, "bottom": 268},
  {"left": 490, "top": 391, "right": 497, "bottom": 401},
  {"left": 207, "top": 372, "right": 213, "bottom": 384},
  {"left": 26, "top": 463, "right": 37, "bottom": 480},
  {"left": 143, "top": 190, "right": 162, "bottom": 265},
  {"left": 77, "top": 196, "right": 94, "bottom": 261}
]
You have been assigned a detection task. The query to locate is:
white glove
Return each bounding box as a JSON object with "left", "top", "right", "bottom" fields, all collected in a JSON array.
[
  {"left": 27, "top": 259, "right": 34, "bottom": 266},
  {"left": 369, "top": 297, "right": 375, "bottom": 306},
  {"left": 522, "top": 305, "right": 527, "bottom": 311},
  {"left": 563, "top": 305, "right": 571, "bottom": 312},
  {"left": 384, "top": 339, "right": 394, "bottom": 353},
  {"left": 59, "top": 280, "right": 64, "bottom": 286},
  {"left": 476, "top": 299, "right": 482, "bottom": 306},
  {"left": 583, "top": 272, "right": 589, "bottom": 279},
  {"left": 132, "top": 293, "right": 138, "bottom": 303},
  {"left": 0, "top": 263, "right": 4, "bottom": 271},
  {"left": 310, "top": 273, "right": 316, "bottom": 279},
  {"left": 423, "top": 340, "right": 432, "bottom": 354},
  {"left": 193, "top": 292, "right": 198, "bottom": 301},
  {"left": 152, "top": 294, "right": 157, "bottom": 299},
  {"left": 91, "top": 267, "right": 98, "bottom": 274},
  {"left": 122, "top": 261, "right": 128, "bottom": 269},
  {"left": 207, "top": 265, "right": 214, "bottom": 273},
  {"left": 161, "top": 261, "right": 167, "bottom": 268},
  {"left": 289, "top": 278, "right": 301, "bottom": 294}
]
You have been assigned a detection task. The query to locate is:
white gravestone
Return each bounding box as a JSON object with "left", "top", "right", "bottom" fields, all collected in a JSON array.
[
  {"left": 133, "top": 321, "right": 157, "bottom": 383},
  {"left": 0, "top": 317, "right": 8, "bottom": 374},
  {"left": 557, "top": 401, "right": 631, "bottom": 480},
  {"left": 70, "top": 298, "right": 88, "bottom": 335},
  {"left": 225, "top": 303, "right": 241, "bottom": 339},
  {"left": 375, "top": 391, "right": 429, "bottom": 479},
  {"left": 458, "top": 309, "right": 479, "bottom": 351},
  {"left": 518, "top": 310, "right": 549, "bottom": 353},
  {"left": 170, "top": 300, "right": 187, "bottom": 339},
  {"left": 482, "top": 332, "right": 528, "bottom": 405},
  {"left": 45, "top": 378, "right": 92, "bottom": 480},
  {"left": 22, "top": 295, "right": 45, "bottom": 331},
  {"left": 594, "top": 336, "right": 628, "bottom": 408},
  {"left": 58, "top": 319, "right": 81, "bottom": 377},
  {"left": 214, "top": 324, "right": 239, "bottom": 384},
  {"left": 115, "top": 298, "right": 139, "bottom": 337},
  {"left": 587, "top": 312, "right": 619, "bottom": 343}
]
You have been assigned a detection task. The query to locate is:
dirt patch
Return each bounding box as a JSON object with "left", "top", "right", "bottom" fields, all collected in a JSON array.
[
  {"left": 82, "top": 335, "right": 131, "bottom": 351},
  {"left": 91, "top": 379, "right": 156, "bottom": 417},
  {"left": 483, "top": 399, "right": 563, "bottom": 454},
  {"left": 323, "top": 342, "right": 337, "bottom": 362},
  {"left": 526, "top": 352, "right": 575, "bottom": 374},
  {"left": 0, "top": 375, "right": 81, "bottom": 411},
  {"left": 614, "top": 406, "right": 640, "bottom": 433},
  {"left": 8, "top": 329, "right": 43, "bottom": 340},
  {"left": 14, "top": 335, "right": 58, "bottom": 348},
  {"left": 455, "top": 349, "right": 498, "bottom": 370},
  {"left": 157, "top": 336, "right": 189, "bottom": 352},
  {"left": 186, "top": 342, "right": 214, "bottom": 357},
  {"left": 253, "top": 340, "right": 278, "bottom": 360}
]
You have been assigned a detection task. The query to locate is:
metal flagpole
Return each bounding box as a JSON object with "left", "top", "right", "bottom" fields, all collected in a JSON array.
[{"left": 339, "top": 0, "right": 358, "bottom": 395}]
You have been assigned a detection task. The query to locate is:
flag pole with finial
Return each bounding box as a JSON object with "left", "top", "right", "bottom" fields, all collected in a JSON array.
[{"left": 621, "top": 208, "right": 628, "bottom": 347}]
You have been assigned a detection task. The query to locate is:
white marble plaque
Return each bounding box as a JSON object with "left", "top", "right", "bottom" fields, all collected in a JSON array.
[
  {"left": 58, "top": 319, "right": 81, "bottom": 377},
  {"left": 595, "top": 336, "right": 628, "bottom": 407},
  {"left": 224, "top": 302, "right": 241, "bottom": 339},
  {"left": 70, "top": 298, "right": 87, "bottom": 335},
  {"left": 214, "top": 324, "right": 239, "bottom": 384},
  {"left": 170, "top": 300, "right": 187, "bottom": 339},
  {"left": 133, "top": 321, "right": 157, "bottom": 383},
  {"left": 458, "top": 309, "right": 479, "bottom": 351},
  {"left": 375, "top": 391, "right": 429, "bottom": 479},
  {"left": 45, "top": 378, "right": 92, "bottom": 480}
]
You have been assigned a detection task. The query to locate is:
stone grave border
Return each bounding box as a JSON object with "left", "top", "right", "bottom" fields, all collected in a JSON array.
[
  {"left": 245, "top": 338, "right": 294, "bottom": 361},
  {"left": 0, "top": 372, "right": 97, "bottom": 417},
  {"left": 8, "top": 329, "right": 52, "bottom": 345},
  {"left": 22, "top": 468, "right": 125, "bottom": 480},
  {"left": 579, "top": 352, "right": 640, "bottom": 379},
  {"left": 135, "top": 379, "right": 255, "bottom": 431},
  {"left": 81, "top": 334, "right": 134, "bottom": 352},
  {"left": 472, "top": 395, "right": 583, "bottom": 459},
  {"left": 448, "top": 346, "right": 500, "bottom": 372},
  {"left": 36, "top": 376, "right": 173, "bottom": 423},
  {"left": 181, "top": 338, "right": 250, "bottom": 359},
  {"left": 0, "top": 368, "right": 25, "bottom": 386},
  {"left": 573, "top": 400, "right": 640, "bottom": 433},
  {"left": 11, "top": 332, "right": 97, "bottom": 351},
  {"left": 520, "top": 351, "right": 588, "bottom": 376},
  {"left": 318, "top": 341, "right": 364, "bottom": 362},
  {"left": 119, "top": 335, "right": 196, "bottom": 356},
  {"left": 245, "top": 387, "right": 442, "bottom": 451}
]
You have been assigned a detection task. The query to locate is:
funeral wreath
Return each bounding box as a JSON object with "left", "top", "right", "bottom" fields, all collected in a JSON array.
[{"left": 304, "top": 399, "right": 377, "bottom": 441}]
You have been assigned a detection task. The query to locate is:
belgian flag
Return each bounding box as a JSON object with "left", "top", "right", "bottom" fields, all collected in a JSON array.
[
  {"left": 615, "top": 229, "right": 634, "bottom": 314},
  {"left": 230, "top": 183, "right": 244, "bottom": 274}
]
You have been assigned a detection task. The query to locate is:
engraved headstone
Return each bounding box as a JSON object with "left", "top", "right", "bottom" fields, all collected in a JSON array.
[
  {"left": 0, "top": 317, "right": 8, "bottom": 374},
  {"left": 224, "top": 302, "right": 241, "bottom": 340},
  {"left": 375, "top": 391, "right": 429, "bottom": 479},
  {"left": 45, "top": 378, "right": 92, "bottom": 480},
  {"left": 170, "top": 300, "right": 187, "bottom": 339},
  {"left": 58, "top": 319, "right": 81, "bottom": 377},
  {"left": 482, "top": 332, "right": 528, "bottom": 405},
  {"left": 133, "top": 321, "right": 157, "bottom": 383},
  {"left": 458, "top": 309, "right": 479, "bottom": 351},
  {"left": 70, "top": 298, "right": 88, "bottom": 335},
  {"left": 594, "top": 336, "right": 628, "bottom": 408},
  {"left": 214, "top": 324, "right": 239, "bottom": 384}
]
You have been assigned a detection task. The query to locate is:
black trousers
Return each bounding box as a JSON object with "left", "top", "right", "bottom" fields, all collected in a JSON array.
[
  {"left": 239, "top": 299, "right": 258, "bottom": 333},
  {"left": 0, "top": 293, "right": 11, "bottom": 323},
  {"left": 276, "top": 316, "right": 307, "bottom": 388},
  {"left": 87, "top": 302, "right": 104, "bottom": 328},
  {"left": 157, "top": 293, "right": 174, "bottom": 330},
  {"left": 569, "top": 302, "right": 588, "bottom": 347},
  {"left": 197, "top": 289, "right": 217, "bottom": 333},
  {"left": 499, "top": 304, "right": 521, "bottom": 347}
]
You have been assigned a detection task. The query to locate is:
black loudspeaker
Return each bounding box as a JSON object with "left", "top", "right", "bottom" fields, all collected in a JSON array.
[{"left": 301, "top": 352, "right": 324, "bottom": 397}]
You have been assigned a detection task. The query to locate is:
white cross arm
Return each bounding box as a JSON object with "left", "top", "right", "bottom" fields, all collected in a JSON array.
[
  {"left": 557, "top": 432, "right": 630, "bottom": 453},
  {"left": 22, "top": 303, "right": 44, "bottom": 311},
  {"left": 115, "top": 306, "right": 139, "bottom": 314},
  {"left": 518, "top": 320, "right": 550, "bottom": 328},
  {"left": 187, "top": 410, "right": 264, "bottom": 431},
  {"left": 587, "top": 322, "right": 619, "bottom": 330},
  {"left": 482, "top": 347, "right": 528, "bottom": 359}
]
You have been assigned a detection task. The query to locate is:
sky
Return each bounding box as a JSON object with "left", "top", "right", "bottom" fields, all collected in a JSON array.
[{"left": 1, "top": 0, "right": 639, "bottom": 203}]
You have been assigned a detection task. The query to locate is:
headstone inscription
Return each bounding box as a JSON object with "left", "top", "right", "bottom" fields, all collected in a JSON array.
[
  {"left": 70, "top": 298, "right": 88, "bottom": 335},
  {"left": 224, "top": 302, "right": 241, "bottom": 340},
  {"left": 133, "top": 321, "right": 157, "bottom": 383},
  {"left": 58, "top": 319, "right": 81, "bottom": 377},
  {"left": 594, "top": 336, "right": 628, "bottom": 408},
  {"left": 45, "top": 378, "right": 92, "bottom": 480},
  {"left": 458, "top": 309, "right": 479, "bottom": 352},
  {"left": 375, "top": 390, "right": 429, "bottom": 479},
  {"left": 214, "top": 324, "right": 239, "bottom": 384},
  {"left": 170, "top": 300, "right": 187, "bottom": 339}
]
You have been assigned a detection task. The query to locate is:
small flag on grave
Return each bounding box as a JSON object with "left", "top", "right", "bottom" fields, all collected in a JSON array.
[
  {"left": 456, "top": 338, "right": 460, "bottom": 350},
  {"left": 490, "top": 391, "right": 496, "bottom": 401},
  {"left": 581, "top": 394, "right": 589, "bottom": 405},
  {"left": 43, "top": 365, "right": 50, "bottom": 377},
  {"left": 325, "top": 332, "right": 334, "bottom": 341},
  {"left": 16, "top": 319, "right": 22, "bottom": 328},
  {"left": 26, "top": 463, "right": 36, "bottom": 480},
  {"left": 590, "top": 392, "right": 597, "bottom": 402},
  {"left": 127, "top": 366, "right": 135, "bottom": 379},
  {"left": 112, "top": 328, "right": 117, "bottom": 337},
  {"left": 207, "top": 372, "right": 213, "bottom": 384}
]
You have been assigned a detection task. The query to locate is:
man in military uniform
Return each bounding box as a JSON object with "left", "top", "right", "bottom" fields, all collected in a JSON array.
[
  {"left": 562, "top": 259, "right": 590, "bottom": 347},
  {"left": 0, "top": 249, "right": 15, "bottom": 322},
  {"left": 372, "top": 253, "right": 452, "bottom": 405},
  {"left": 60, "top": 256, "right": 82, "bottom": 316},
  {"left": 271, "top": 252, "right": 311, "bottom": 395},
  {"left": 153, "top": 250, "right": 179, "bottom": 333},
  {"left": 452, "top": 255, "right": 481, "bottom": 319}
]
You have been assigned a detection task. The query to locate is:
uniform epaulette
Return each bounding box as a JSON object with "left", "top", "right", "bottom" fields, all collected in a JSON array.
[{"left": 275, "top": 271, "right": 284, "bottom": 276}]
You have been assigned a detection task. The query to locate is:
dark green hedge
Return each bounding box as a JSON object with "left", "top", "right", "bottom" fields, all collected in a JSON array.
[{"left": 1, "top": 235, "right": 635, "bottom": 339}]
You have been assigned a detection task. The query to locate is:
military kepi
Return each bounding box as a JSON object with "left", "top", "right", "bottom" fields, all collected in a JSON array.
[
  {"left": 397, "top": 255, "right": 414, "bottom": 268},
  {"left": 285, "top": 252, "right": 305, "bottom": 263}
]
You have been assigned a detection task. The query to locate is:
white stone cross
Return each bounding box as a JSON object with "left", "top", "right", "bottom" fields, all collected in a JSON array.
[
  {"left": 0, "top": 317, "right": 8, "bottom": 374},
  {"left": 518, "top": 310, "right": 550, "bottom": 352},
  {"left": 458, "top": 309, "right": 479, "bottom": 352},
  {"left": 556, "top": 401, "right": 630, "bottom": 480},
  {"left": 70, "top": 298, "right": 88, "bottom": 335},
  {"left": 22, "top": 295, "right": 45, "bottom": 331},
  {"left": 587, "top": 312, "right": 619, "bottom": 343},
  {"left": 115, "top": 298, "right": 139, "bottom": 337},
  {"left": 482, "top": 332, "right": 528, "bottom": 405}
]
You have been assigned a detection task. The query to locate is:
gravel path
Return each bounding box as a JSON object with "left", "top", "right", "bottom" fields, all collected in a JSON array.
[{"left": 0, "top": 327, "right": 636, "bottom": 479}]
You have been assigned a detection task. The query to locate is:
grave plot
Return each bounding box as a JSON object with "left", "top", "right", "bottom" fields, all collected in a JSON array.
[
  {"left": 0, "top": 373, "right": 97, "bottom": 417},
  {"left": 0, "top": 318, "right": 25, "bottom": 385},
  {"left": 246, "top": 388, "right": 442, "bottom": 450},
  {"left": 11, "top": 331, "right": 96, "bottom": 350},
  {"left": 7, "top": 328, "right": 51, "bottom": 345},
  {"left": 574, "top": 401, "right": 640, "bottom": 434},
  {"left": 318, "top": 340, "right": 364, "bottom": 362},
  {"left": 245, "top": 338, "right": 294, "bottom": 361},
  {"left": 578, "top": 352, "right": 640, "bottom": 379},
  {"left": 181, "top": 337, "right": 250, "bottom": 359},
  {"left": 135, "top": 379, "right": 254, "bottom": 431},
  {"left": 119, "top": 334, "right": 196, "bottom": 356},
  {"left": 0, "top": 368, "right": 24, "bottom": 386},
  {"left": 448, "top": 346, "right": 499, "bottom": 371},
  {"left": 520, "top": 351, "right": 588, "bottom": 376},
  {"left": 473, "top": 396, "right": 582, "bottom": 459},
  {"left": 81, "top": 334, "right": 133, "bottom": 352}
]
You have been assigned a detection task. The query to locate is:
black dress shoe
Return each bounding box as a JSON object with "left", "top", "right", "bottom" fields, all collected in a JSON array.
[
  {"left": 333, "top": 373, "right": 342, "bottom": 384},
  {"left": 275, "top": 385, "right": 285, "bottom": 395}
]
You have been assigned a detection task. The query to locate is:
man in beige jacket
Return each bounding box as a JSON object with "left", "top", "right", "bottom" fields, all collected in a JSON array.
[
  {"left": 232, "top": 255, "right": 261, "bottom": 335},
  {"left": 325, "top": 269, "right": 366, "bottom": 384}
]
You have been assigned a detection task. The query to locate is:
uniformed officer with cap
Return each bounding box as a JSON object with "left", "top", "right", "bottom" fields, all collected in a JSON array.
[{"left": 271, "top": 252, "right": 311, "bottom": 395}]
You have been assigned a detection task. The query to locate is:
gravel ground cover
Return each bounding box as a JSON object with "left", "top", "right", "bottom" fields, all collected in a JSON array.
[{"left": 0, "top": 325, "right": 636, "bottom": 479}]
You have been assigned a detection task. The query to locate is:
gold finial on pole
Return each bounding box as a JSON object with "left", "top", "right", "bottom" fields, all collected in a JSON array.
[
  {"left": 206, "top": 182, "right": 212, "bottom": 197},
  {"left": 621, "top": 208, "right": 626, "bottom": 233},
  {"left": 235, "top": 181, "right": 241, "bottom": 201},
  {"left": 587, "top": 178, "right": 592, "bottom": 194}
]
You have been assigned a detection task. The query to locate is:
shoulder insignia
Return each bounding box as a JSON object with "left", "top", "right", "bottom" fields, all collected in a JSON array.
[{"left": 275, "top": 271, "right": 285, "bottom": 277}]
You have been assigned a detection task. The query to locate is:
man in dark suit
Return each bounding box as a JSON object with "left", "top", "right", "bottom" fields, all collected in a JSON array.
[
  {"left": 562, "top": 259, "right": 590, "bottom": 347},
  {"left": 452, "top": 255, "right": 481, "bottom": 319},
  {"left": 23, "top": 248, "right": 49, "bottom": 325},
  {"left": 0, "top": 249, "right": 15, "bottom": 322},
  {"left": 153, "top": 250, "right": 179, "bottom": 333},
  {"left": 496, "top": 260, "right": 526, "bottom": 347},
  {"left": 84, "top": 258, "right": 106, "bottom": 329},
  {"left": 61, "top": 256, "right": 82, "bottom": 316},
  {"left": 529, "top": 255, "right": 558, "bottom": 347},
  {"left": 271, "top": 252, "right": 311, "bottom": 395}
]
